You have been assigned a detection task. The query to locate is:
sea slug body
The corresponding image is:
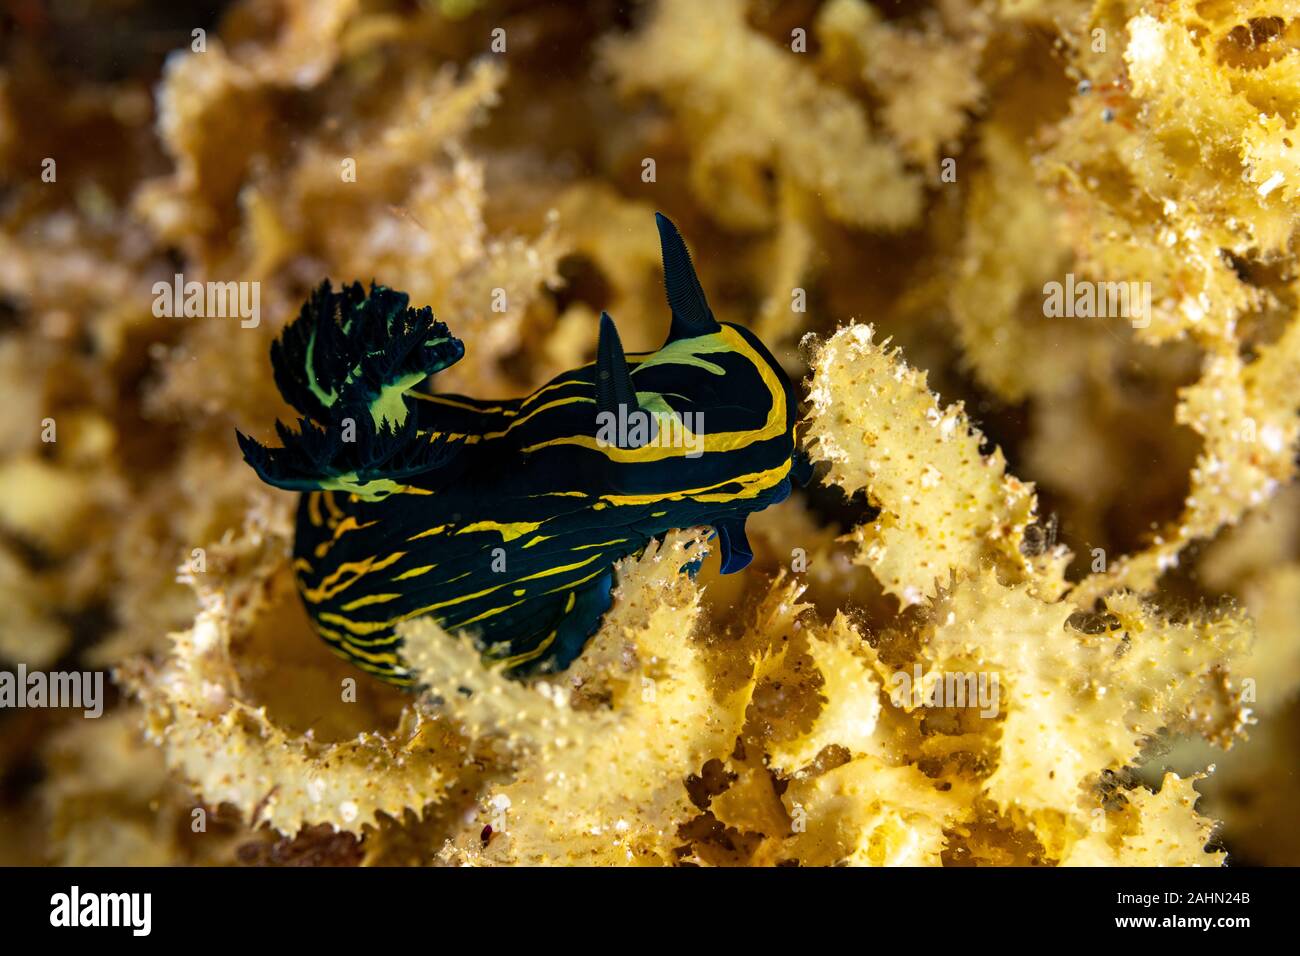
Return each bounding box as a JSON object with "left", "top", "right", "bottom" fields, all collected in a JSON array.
[{"left": 239, "top": 214, "right": 805, "bottom": 684}]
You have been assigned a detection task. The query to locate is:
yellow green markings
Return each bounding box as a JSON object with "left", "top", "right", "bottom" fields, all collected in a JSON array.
[
  {"left": 304, "top": 328, "right": 339, "bottom": 408},
  {"left": 336, "top": 640, "right": 400, "bottom": 665},
  {"left": 319, "top": 552, "right": 605, "bottom": 636},
  {"left": 307, "top": 492, "right": 324, "bottom": 527},
  {"left": 419, "top": 430, "right": 480, "bottom": 446},
  {"left": 571, "top": 538, "right": 627, "bottom": 550},
  {"left": 305, "top": 326, "right": 453, "bottom": 432},
  {"left": 324, "top": 627, "right": 403, "bottom": 648},
  {"left": 319, "top": 474, "right": 407, "bottom": 502},
  {"left": 519, "top": 553, "right": 604, "bottom": 581},
  {"left": 517, "top": 372, "right": 602, "bottom": 405},
  {"left": 454, "top": 519, "right": 543, "bottom": 542},
  {"left": 492, "top": 593, "right": 579, "bottom": 670},
  {"left": 368, "top": 370, "right": 427, "bottom": 428},
  {"left": 315, "top": 515, "right": 378, "bottom": 558},
  {"left": 629, "top": 331, "right": 729, "bottom": 376},
  {"left": 542, "top": 567, "right": 604, "bottom": 595},
  {"left": 522, "top": 534, "right": 553, "bottom": 548},
  {"left": 408, "top": 524, "right": 448, "bottom": 541},
  {"left": 494, "top": 628, "right": 558, "bottom": 670},
  {"left": 455, "top": 599, "right": 525, "bottom": 627},
  {"left": 301, "top": 551, "right": 407, "bottom": 603},
  {"left": 315, "top": 624, "right": 349, "bottom": 642},
  {"left": 393, "top": 564, "right": 437, "bottom": 581},
  {"left": 519, "top": 327, "right": 786, "bottom": 461},
  {"left": 478, "top": 395, "right": 594, "bottom": 439},
  {"left": 409, "top": 393, "right": 518, "bottom": 415},
  {"left": 315, "top": 621, "right": 402, "bottom": 649},
  {"left": 597, "top": 461, "right": 790, "bottom": 507},
  {"left": 340, "top": 592, "right": 403, "bottom": 612}
]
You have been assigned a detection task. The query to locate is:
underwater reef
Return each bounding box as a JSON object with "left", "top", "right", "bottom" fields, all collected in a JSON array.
[{"left": 0, "top": 0, "right": 1298, "bottom": 866}]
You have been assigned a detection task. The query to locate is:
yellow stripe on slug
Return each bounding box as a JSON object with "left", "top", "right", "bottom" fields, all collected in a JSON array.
[
  {"left": 393, "top": 564, "right": 437, "bottom": 581},
  {"left": 319, "top": 553, "right": 604, "bottom": 636},
  {"left": 340, "top": 592, "right": 403, "bottom": 611},
  {"left": 454, "top": 520, "right": 543, "bottom": 542},
  {"left": 301, "top": 551, "right": 407, "bottom": 603},
  {"left": 519, "top": 328, "right": 786, "bottom": 462}
]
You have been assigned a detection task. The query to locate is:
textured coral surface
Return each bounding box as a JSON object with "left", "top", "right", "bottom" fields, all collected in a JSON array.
[{"left": 1, "top": 0, "right": 1297, "bottom": 866}]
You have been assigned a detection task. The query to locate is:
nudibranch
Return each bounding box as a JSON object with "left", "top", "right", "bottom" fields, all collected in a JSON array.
[{"left": 239, "top": 213, "right": 806, "bottom": 685}]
